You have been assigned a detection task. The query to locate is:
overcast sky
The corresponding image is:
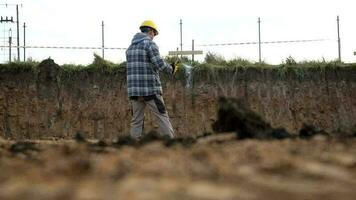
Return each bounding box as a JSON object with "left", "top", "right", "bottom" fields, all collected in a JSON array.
[{"left": 1, "top": 0, "right": 355, "bottom": 64}]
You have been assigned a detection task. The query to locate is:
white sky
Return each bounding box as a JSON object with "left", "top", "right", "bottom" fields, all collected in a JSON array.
[{"left": 1, "top": 0, "right": 356, "bottom": 64}]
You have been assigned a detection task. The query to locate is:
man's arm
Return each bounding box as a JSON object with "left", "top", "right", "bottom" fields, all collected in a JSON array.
[{"left": 147, "top": 42, "right": 173, "bottom": 74}]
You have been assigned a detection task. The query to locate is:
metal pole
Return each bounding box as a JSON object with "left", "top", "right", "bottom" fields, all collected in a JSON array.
[
  {"left": 337, "top": 15, "right": 341, "bottom": 62},
  {"left": 192, "top": 39, "right": 195, "bottom": 63},
  {"left": 16, "top": 4, "right": 20, "bottom": 61},
  {"left": 9, "top": 36, "right": 12, "bottom": 63},
  {"left": 101, "top": 20, "right": 105, "bottom": 59},
  {"left": 180, "top": 19, "right": 182, "bottom": 59},
  {"left": 258, "top": 17, "right": 261, "bottom": 63},
  {"left": 23, "top": 22, "right": 26, "bottom": 61}
]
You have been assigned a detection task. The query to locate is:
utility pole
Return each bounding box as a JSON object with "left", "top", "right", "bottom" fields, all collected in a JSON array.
[
  {"left": 16, "top": 4, "right": 20, "bottom": 61},
  {"left": 9, "top": 29, "right": 12, "bottom": 62},
  {"left": 180, "top": 19, "right": 183, "bottom": 58},
  {"left": 258, "top": 17, "right": 261, "bottom": 63},
  {"left": 192, "top": 39, "right": 195, "bottom": 63},
  {"left": 23, "top": 22, "right": 26, "bottom": 61},
  {"left": 1, "top": 3, "right": 22, "bottom": 62},
  {"left": 0, "top": 16, "right": 14, "bottom": 63},
  {"left": 337, "top": 15, "right": 341, "bottom": 62},
  {"left": 101, "top": 21, "right": 105, "bottom": 59}
]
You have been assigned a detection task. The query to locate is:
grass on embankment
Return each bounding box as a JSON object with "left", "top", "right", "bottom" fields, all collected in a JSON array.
[{"left": 1, "top": 53, "right": 355, "bottom": 81}]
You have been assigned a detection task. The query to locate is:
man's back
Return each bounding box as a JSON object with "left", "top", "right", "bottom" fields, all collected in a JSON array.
[{"left": 126, "top": 32, "right": 162, "bottom": 97}]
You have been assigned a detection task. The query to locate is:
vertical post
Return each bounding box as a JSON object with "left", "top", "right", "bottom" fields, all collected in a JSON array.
[
  {"left": 9, "top": 29, "right": 12, "bottom": 63},
  {"left": 192, "top": 39, "right": 195, "bottom": 63},
  {"left": 258, "top": 17, "right": 261, "bottom": 63},
  {"left": 337, "top": 15, "right": 341, "bottom": 62},
  {"left": 101, "top": 20, "right": 105, "bottom": 59},
  {"left": 16, "top": 4, "right": 20, "bottom": 61},
  {"left": 23, "top": 22, "right": 26, "bottom": 61},
  {"left": 180, "top": 19, "right": 182, "bottom": 59}
]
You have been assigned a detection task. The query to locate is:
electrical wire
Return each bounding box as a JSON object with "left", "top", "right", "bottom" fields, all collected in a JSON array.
[{"left": 196, "top": 38, "right": 333, "bottom": 47}]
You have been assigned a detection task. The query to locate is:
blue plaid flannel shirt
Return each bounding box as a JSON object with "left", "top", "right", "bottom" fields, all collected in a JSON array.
[{"left": 126, "top": 32, "right": 173, "bottom": 97}]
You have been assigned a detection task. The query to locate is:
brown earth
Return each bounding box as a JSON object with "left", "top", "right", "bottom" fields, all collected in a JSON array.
[
  {"left": 1, "top": 59, "right": 355, "bottom": 139},
  {"left": 1, "top": 136, "right": 356, "bottom": 200},
  {"left": 1, "top": 59, "right": 356, "bottom": 199}
]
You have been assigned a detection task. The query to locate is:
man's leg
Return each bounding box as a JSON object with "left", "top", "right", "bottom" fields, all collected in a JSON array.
[
  {"left": 130, "top": 98, "right": 146, "bottom": 139},
  {"left": 146, "top": 95, "right": 174, "bottom": 138}
]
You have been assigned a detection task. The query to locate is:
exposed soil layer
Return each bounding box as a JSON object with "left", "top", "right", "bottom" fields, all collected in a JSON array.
[
  {"left": 1, "top": 136, "right": 356, "bottom": 200},
  {"left": 0, "top": 59, "right": 356, "bottom": 139}
]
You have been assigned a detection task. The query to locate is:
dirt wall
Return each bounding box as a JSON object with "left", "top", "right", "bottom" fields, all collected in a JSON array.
[{"left": 0, "top": 59, "right": 355, "bottom": 139}]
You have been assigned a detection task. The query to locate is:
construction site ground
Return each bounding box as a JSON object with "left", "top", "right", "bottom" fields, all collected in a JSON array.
[{"left": 1, "top": 135, "right": 356, "bottom": 200}]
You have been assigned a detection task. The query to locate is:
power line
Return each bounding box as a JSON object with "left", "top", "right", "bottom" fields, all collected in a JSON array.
[
  {"left": 0, "top": 4, "right": 23, "bottom": 7},
  {"left": 0, "top": 45, "right": 127, "bottom": 50},
  {"left": 197, "top": 38, "right": 333, "bottom": 47}
]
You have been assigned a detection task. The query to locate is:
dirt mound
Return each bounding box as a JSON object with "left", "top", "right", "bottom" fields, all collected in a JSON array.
[
  {"left": 299, "top": 123, "right": 330, "bottom": 139},
  {"left": 73, "top": 131, "right": 197, "bottom": 149},
  {"left": 37, "top": 58, "right": 62, "bottom": 99},
  {"left": 212, "top": 97, "right": 356, "bottom": 140},
  {"left": 212, "top": 97, "right": 292, "bottom": 139},
  {"left": 9, "top": 141, "right": 40, "bottom": 154}
]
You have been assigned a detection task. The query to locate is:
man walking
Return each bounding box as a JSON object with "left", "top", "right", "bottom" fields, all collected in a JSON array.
[{"left": 126, "top": 20, "right": 176, "bottom": 140}]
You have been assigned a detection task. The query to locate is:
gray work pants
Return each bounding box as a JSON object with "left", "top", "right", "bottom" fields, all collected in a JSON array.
[{"left": 130, "top": 94, "right": 174, "bottom": 139}]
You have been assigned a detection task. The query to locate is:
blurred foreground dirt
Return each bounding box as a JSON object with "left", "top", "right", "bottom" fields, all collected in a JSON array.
[{"left": 1, "top": 136, "right": 356, "bottom": 200}]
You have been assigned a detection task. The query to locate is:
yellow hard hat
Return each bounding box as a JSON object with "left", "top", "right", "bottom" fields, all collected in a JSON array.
[{"left": 140, "top": 20, "right": 158, "bottom": 35}]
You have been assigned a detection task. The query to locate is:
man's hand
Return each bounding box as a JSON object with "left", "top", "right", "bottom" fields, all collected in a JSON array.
[{"left": 171, "top": 61, "right": 179, "bottom": 75}]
